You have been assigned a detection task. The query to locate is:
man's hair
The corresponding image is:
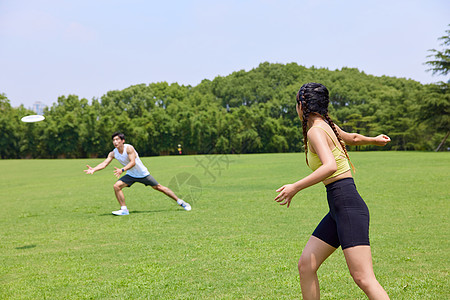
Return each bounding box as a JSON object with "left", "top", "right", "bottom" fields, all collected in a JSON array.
[{"left": 111, "top": 132, "right": 125, "bottom": 140}]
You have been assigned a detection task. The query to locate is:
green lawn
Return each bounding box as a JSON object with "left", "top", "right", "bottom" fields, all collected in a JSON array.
[{"left": 1, "top": 152, "right": 449, "bottom": 299}]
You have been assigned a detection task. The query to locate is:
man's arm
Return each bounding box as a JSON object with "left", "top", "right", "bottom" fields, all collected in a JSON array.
[
  {"left": 335, "top": 125, "right": 391, "bottom": 146},
  {"left": 84, "top": 151, "right": 114, "bottom": 174}
]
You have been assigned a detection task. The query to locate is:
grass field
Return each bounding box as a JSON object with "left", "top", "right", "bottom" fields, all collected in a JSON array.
[{"left": 1, "top": 152, "right": 449, "bottom": 299}]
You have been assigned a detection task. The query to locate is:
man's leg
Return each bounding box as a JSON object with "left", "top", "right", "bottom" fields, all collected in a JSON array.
[
  {"left": 151, "top": 184, "right": 178, "bottom": 201},
  {"left": 113, "top": 180, "right": 129, "bottom": 206},
  {"left": 112, "top": 180, "right": 129, "bottom": 215},
  {"left": 151, "top": 184, "right": 191, "bottom": 211}
]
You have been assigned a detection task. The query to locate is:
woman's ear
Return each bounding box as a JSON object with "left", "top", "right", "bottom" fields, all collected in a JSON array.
[{"left": 296, "top": 102, "right": 303, "bottom": 121}]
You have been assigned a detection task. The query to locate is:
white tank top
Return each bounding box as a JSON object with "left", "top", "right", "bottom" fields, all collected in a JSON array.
[{"left": 113, "top": 144, "right": 150, "bottom": 178}]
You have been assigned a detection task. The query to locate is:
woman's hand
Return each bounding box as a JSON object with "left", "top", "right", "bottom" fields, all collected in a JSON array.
[
  {"left": 274, "top": 184, "right": 299, "bottom": 208},
  {"left": 373, "top": 134, "right": 391, "bottom": 146}
]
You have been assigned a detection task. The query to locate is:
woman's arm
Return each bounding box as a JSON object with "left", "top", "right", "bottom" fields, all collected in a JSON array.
[
  {"left": 335, "top": 125, "right": 391, "bottom": 146},
  {"left": 274, "top": 128, "right": 337, "bottom": 207}
]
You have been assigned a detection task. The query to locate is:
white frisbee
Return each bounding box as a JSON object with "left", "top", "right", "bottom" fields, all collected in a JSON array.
[{"left": 21, "top": 115, "right": 45, "bottom": 123}]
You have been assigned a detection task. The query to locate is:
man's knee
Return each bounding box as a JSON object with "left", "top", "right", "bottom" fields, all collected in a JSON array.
[
  {"left": 114, "top": 182, "right": 126, "bottom": 191},
  {"left": 152, "top": 184, "right": 163, "bottom": 191}
]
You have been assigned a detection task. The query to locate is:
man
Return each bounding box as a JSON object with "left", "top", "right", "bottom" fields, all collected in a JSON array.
[{"left": 84, "top": 132, "right": 191, "bottom": 215}]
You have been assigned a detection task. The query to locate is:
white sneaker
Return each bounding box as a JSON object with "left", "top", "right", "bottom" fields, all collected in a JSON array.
[
  {"left": 180, "top": 201, "right": 192, "bottom": 211},
  {"left": 112, "top": 209, "right": 129, "bottom": 216}
]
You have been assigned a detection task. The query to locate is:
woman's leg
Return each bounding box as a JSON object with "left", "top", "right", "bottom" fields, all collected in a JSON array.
[
  {"left": 298, "top": 236, "right": 337, "bottom": 300},
  {"left": 343, "top": 245, "right": 389, "bottom": 299}
]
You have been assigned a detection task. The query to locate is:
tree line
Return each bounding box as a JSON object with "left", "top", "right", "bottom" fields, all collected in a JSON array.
[{"left": 1, "top": 62, "right": 449, "bottom": 159}]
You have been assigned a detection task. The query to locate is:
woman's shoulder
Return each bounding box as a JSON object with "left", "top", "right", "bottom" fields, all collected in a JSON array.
[
  {"left": 307, "top": 125, "right": 332, "bottom": 137},
  {"left": 307, "top": 124, "right": 341, "bottom": 151}
]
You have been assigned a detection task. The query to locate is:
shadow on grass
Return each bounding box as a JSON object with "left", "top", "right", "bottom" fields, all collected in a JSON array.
[
  {"left": 98, "top": 208, "right": 184, "bottom": 217},
  {"left": 130, "top": 209, "right": 184, "bottom": 214},
  {"left": 16, "top": 244, "right": 37, "bottom": 250}
]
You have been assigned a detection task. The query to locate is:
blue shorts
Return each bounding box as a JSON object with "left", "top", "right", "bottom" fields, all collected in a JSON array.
[
  {"left": 312, "top": 178, "right": 370, "bottom": 250},
  {"left": 118, "top": 174, "right": 159, "bottom": 187}
]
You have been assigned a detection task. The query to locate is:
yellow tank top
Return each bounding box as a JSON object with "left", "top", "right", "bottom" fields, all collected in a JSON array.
[{"left": 306, "top": 126, "right": 351, "bottom": 179}]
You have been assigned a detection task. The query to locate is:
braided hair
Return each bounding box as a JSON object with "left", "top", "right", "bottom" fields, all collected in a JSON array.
[{"left": 297, "top": 83, "right": 355, "bottom": 171}]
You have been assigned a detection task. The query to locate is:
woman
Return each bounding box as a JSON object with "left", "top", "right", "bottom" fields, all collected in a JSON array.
[{"left": 274, "top": 83, "right": 390, "bottom": 299}]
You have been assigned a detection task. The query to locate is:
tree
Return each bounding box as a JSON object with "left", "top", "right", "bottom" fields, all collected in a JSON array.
[
  {"left": 417, "top": 84, "right": 450, "bottom": 151},
  {"left": 424, "top": 25, "right": 450, "bottom": 150},
  {"left": 425, "top": 25, "right": 450, "bottom": 78},
  {"left": 0, "top": 94, "right": 19, "bottom": 158},
  {"left": 3, "top": 62, "right": 450, "bottom": 158}
]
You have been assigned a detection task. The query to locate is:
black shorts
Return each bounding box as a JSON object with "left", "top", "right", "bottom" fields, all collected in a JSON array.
[
  {"left": 118, "top": 174, "right": 159, "bottom": 187},
  {"left": 312, "top": 178, "right": 370, "bottom": 250}
]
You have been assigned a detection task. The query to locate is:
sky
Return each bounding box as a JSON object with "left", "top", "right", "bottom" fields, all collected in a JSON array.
[{"left": 1, "top": 0, "right": 449, "bottom": 109}]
